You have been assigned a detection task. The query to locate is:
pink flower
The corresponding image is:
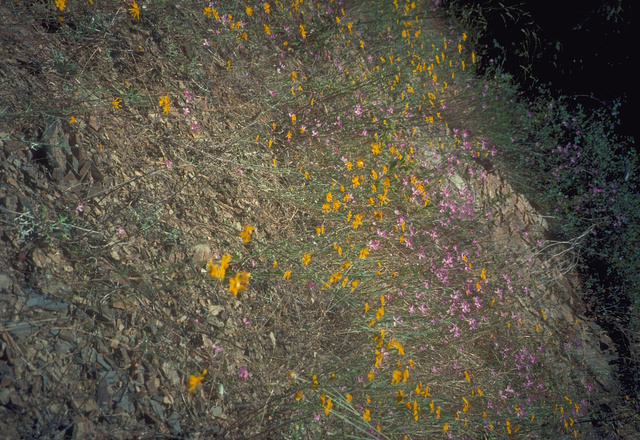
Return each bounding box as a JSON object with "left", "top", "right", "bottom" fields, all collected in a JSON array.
[
  {"left": 243, "top": 317, "right": 251, "bottom": 326},
  {"left": 238, "top": 367, "right": 249, "bottom": 379},
  {"left": 76, "top": 203, "right": 84, "bottom": 212},
  {"left": 191, "top": 121, "right": 199, "bottom": 131}
]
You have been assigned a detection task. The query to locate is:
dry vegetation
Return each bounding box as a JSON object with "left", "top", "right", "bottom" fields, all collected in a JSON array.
[{"left": 0, "top": 1, "right": 637, "bottom": 439}]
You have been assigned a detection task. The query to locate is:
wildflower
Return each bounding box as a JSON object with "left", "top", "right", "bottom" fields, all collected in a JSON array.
[
  {"left": 76, "top": 203, "right": 84, "bottom": 212},
  {"left": 187, "top": 369, "right": 207, "bottom": 392},
  {"left": 283, "top": 270, "right": 292, "bottom": 279},
  {"left": 302, "top": 253, "right": 311, "bottom": 265},
  {"left": 264, "top": 3, "right": 271, "bottom": 14},
  {"left": 240, "top": 225, "right": 254, "bottom": 243},
  {"left": 55, "top": 0, "right": 65, "bottom": 11},
  {"left": 324, "top": 398, "right": 333, "bottom": 414},
  {"left": 294, "top": 390, "right": 303, "bottom": 401},
  {"left": 363, "top": 408, "right": 371, "bottom": 422},
  {"left": 159, "top": 93, "right": 170, "bottom": 114},
  {"left": 245, "top": 5, "right": 253, "bottom": 16},
  {"left": 128, "top": 1, "right": 140, "bottom": 20},
  {"left": 300, "top": 24, "right": 307, "bottom": 38},
  {"left": 69, "top": 116, "right": 76, "bottom": 123},
  {"left": 206, "top": 254, "right": 231, "bottom": 280},
  {"left": 264, "top": 24, "right": 271, "bottom": 35},
  {"left": 346, "top": 393, "right": 352, "bottom": 402},
  {"left": 110, "top": 97, "right": 122, "bottom": 110},
  {"left": 229, "top": 271, "right": 250, "bottom": 295},
  {"left": 238, "top": 367, "right": 249, "bottom": 379}
]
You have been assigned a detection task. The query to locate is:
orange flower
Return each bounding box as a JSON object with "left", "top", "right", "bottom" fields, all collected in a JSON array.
[
  {"left": 128, "top": 0, "right": 140, "bottom": 20},
  {"left": 206, "top": 255, "right": 231, "bottom": 280},
  {"left": 240, "top": 225, "right": 254, "bottom": 243},
  {"left": 187, "top": 369, "right": 207, "bottom": 392},
  {"left": 229, "top": 271, "right": 250, "bottom": 295}
]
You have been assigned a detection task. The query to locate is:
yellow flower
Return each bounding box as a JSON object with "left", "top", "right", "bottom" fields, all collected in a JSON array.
[
  {"left": 302, "top": 253, "right": 311, "bottom": 265},
  {"left": 324, "top": 398, "right": 333, "bottom": 414},
  {"left": 363, "top": 408, "right": 371, "bottom": 422},
  {"left": 464, "top": 370, "right": 471, "bottom": 382},
  {"left": 294, "top": 390, "right": 303, "bottom": 401},
  {"left": 264, "top": 24, "right": 271, "bottom": 35},
  {"left": 300, "top": 24, "right": 307, "bottom": 38},
  {"left": 352, "top": 213, "right": 363, "bottom": 229},
  {"left": 357, "top": 158, "right": 364, "bottom": 168},
  {"left": 229, "top": 271, "right": 250, "bottom": 295},
  {"left": 110, "top": 97, "right": 122, "bottom": 110},
  {"left": 69, "top": 116, "right": 76, "bottom": 123},
  {"left": 391, "top": 370, "right": 402, "bottom": 385},
  {"left": 359, "top": 248, "right": 369, "bottom": 259},
  {"left": 159, "top": 93, "right": 169, "bottom": 107},
  {"left": 240, "top": 225, "right": 254, "bottom": 243},
  {"left": 350, "top": 280, "right": 359, "bottom": 290},
  {"left": 206, "top": 255, "right": 231, "bottom": 280},
  {"left": 245, "top": 5, "right": 253, "bottom": 16},
  {"left": 55, "top": 0, "right": 65, "bottom": 11},
  {"left": 283, "top": 270, "right": 291, "bottom": 279},
  {"left": 443, "top": 423, "right": 449, "bottom": 434},
  {"left": 187, "top": 369, "right": 207, "bottom": 392},
  {"left": 128, "top": 1, "right": 140, "bottom": 20},
  {"left": 264, "top": 3, "right": 271, "bottom": 14},
  {"left": 346, "top": 393, "right": 352, "bottom": 402}
]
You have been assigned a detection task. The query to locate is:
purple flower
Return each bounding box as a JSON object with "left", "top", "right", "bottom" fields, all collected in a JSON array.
[{"left": 238, "top": 367, "right": 249, "bottom": 379}]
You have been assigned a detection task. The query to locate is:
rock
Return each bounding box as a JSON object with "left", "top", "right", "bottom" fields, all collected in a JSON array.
[
  {"left": 161, "top": 362, "right": 180, "bottom": 386},
  {"left": 0, "top": 274, "right": 13, "bottom": 292},
  {"left": 167, "top": 411, "right": 182, "bottom": 435},
  {"left": 7, "top": 320, "right": 38, "bottom": 338},
  {"left": 0, "top": 388, "right": 10, "bottom": 405}
]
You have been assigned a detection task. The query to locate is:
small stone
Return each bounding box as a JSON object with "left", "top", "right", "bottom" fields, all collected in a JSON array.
[{"left": 0, "top": 388, "right": 10, "bottom": 405}]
